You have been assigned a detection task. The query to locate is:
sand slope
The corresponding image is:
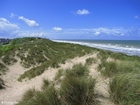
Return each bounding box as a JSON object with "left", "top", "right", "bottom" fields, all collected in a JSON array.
[{"left": 0, "top": 53, "right": 114, "bottom": 105}]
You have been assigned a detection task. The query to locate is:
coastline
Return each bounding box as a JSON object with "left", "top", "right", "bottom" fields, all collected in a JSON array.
[{"left": 53, "top": 39, "right": 140, "bottom": 57}]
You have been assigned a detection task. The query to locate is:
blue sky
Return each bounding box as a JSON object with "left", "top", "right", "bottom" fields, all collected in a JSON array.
[{"left": 0, "top": 0, "right": 140, "bottom": 39}]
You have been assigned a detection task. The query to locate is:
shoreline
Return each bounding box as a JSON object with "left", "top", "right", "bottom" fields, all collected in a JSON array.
[{"left": 53, "top": 39, "right": 140, "bottom": 57}]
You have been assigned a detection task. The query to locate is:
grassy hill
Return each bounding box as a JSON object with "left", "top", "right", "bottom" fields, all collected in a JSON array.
[
  {"left": 0, "top": 37, "right": 140, "bottom": 105},
  {"left": 0, "top": 37, "right": 95, "bottom": 80}
]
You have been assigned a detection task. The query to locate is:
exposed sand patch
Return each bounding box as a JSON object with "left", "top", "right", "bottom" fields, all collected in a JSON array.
[
  {"left": 89, "top": 61, "right": 114, "bottom": 105},
  {"left": 0, "top": 53, "right": 114, "bottom": 105}
]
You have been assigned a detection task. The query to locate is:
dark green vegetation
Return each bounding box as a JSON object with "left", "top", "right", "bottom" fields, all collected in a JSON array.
[
  {"left": 97, "top": 50, "right": 140, "bottom": 105},
  {"left": 16, "top": 64, "right": 97, "bottom": 105},
  {"left": 0, "top": 77, "right": 4, "bottom": 89},
  {"left": 0, "top": 63, "right": 8, "bottom": 75}
]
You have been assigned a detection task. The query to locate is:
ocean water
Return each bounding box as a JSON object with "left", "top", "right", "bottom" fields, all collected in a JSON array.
[{"left": 53, "top": 40, "right": 140, "bottom": 57}]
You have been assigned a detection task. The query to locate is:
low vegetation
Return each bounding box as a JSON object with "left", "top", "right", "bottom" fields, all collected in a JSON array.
[
  {"left": 1, "top": 37, "right": 140, "bottom": 104},
  {"left": 86, "top": 57, "right": 98, "bottom": 65},
  {"left": 0, "top": 77, "right": 4, "bottom": 89},
  {"left": 96, "top": 49, "right": 140, "bottom": 105},
  {"left": 0, "top": 37, "right": 97, "bottom": 81},
  {"left": 109, "top": 74, "right": 140, "bottom": 105},
  {"left": 16, "top": 64, "right": 97, "bottom": 105},
  {"left": 0, "top": 63, "right": 8, "bottom": 74}
]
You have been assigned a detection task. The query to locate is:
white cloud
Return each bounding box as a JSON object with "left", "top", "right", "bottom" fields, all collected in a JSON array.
[
  {"left": 19, "top": 16, "right": 39, "bottom": 27},
  {"left": 135, "top": 16, "right": 140, "bottom": 19},
  {"left": 0, "top": 18, "right": 20, "bottom": 37},
  {"left": 53, "top": 27, "right": 62, "bottom": 31},
  {"left": 0, "top": 18, "right": 9, "bottom": 23},
  {"left": 77, "top": 9, "right": 90, "bottom": 15},
  {"left": 94, "top": 31, "right": 100, "bottom": 35},
  {"left": 17, "top": 31, "right": 46, "bottom": 37},
  {"left": 92, "top": 28, "right": 123, "bottom": 35},
  {"left": 10, "top": 13, "right": 16, "bottom": 18}
]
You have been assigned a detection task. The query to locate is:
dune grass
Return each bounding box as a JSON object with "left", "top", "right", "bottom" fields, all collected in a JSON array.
[
  {"left": 86, "top": 57, "right": 98, "bottom": 66},
  {"left": 109, "top": 73, "right": 140, "bottom": 105},
  {"left": 41, "top": 79, "right": 50, "bottom": 90},
  {"left": 16, "top": 64, "right": 97, "bottom": 105},
  {"left": 97, "top": 59, "right": 140, "bottom": 77},
  {"left": 54, "top": 69, "right": 64, "bottom": 83},
  {"left": 0, "top": 63, "right": 8, "bottom": 74},
  {"left": 0, "top": 77, "right": 4, "bottom": 89},
  {"left": 1, "top": 37, "right": 140, "bottom": 104},
  {"left": 15, "top": 38, "right": 95, "bottom": 81},
  {"left": 96, "top": 48, "right": 140, "bottom": 105}
]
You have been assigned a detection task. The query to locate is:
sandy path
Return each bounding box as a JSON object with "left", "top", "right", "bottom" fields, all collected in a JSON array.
[
  {"left": 0, "top": 53, "right": 114, "bottom": 105},
  {"left": 0, "top": 53, "right": 96, "bottom": 105},
  {"left": 89, "top": 61, "right": 114, "bottom": 105}
]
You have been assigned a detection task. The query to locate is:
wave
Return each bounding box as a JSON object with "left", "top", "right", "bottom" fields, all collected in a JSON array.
[{"left": 53, "top": 40, "right": 140, "bottom": 56}]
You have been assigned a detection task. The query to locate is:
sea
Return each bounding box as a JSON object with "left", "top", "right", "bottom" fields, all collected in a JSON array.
[{"left": 53, "top": 40, "right": 140, "bottom": 57}]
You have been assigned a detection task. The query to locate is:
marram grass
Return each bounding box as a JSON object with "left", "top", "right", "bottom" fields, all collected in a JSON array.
[
  {"left": 16, "top": 64, "right": 97, "bottom": 105},
  {"left": 109, "top": 73, "right": 140, "bottom": 105}
]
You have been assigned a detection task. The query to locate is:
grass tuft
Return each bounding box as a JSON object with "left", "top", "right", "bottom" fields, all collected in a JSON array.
[
  {"left": 41, "top": 79, "right": 50, "bottom": 90},
  {"left": 86, "top": 57, "right": 97, "bottom": 65},
  {"left": 109, "top": 73, "right": 140, "bottom": 105},
  {"left": 16, "top": 64, "right": 97, "bottom": 105}
]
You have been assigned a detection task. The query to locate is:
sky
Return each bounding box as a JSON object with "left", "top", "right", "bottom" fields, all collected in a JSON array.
[{"left": 0, "top": 0, "right": 140, "bottom": 40}]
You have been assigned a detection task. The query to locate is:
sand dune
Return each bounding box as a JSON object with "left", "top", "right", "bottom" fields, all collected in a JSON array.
[{"left": 0, "top": 53, "right": 114, "bottom": 105}]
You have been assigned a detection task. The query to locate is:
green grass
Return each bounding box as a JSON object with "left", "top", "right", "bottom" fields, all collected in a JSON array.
[
  {"left": 109, "top": 73, "right": 140, "bottom": 105},
  {"left": 96, "top": 48, "right": 140, "bottom": 105},
  {"left": 86, "top": 57, "right": 98, "bottom": 65},
  {"left": 41, "top": 79, "right": 50, "bottom": 90},
  {"left": 13, "top": 38, "right": 95, "bottom": 80},
  {"left": 16, "top": 64, "right": 97, "bottom": 105},
  {"left": 97, "top": 60, "right": 140, "bottom": 77},
  {"left": 1, "top": 37, "right": 140, "bottom": 105},
  {"left": 54, "top": 69, "right": 64, "bottom": 83},
  {"left": 60, "top": 74, "right": 96, "bottom": 105},
  {"left": 0, "top": 37, "right": 96, "bottom": 80}
]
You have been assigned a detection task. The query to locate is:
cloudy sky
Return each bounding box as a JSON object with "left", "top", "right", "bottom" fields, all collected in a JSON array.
[{"left": 0, "top": 0, "right": 140, "bottom": 39}]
